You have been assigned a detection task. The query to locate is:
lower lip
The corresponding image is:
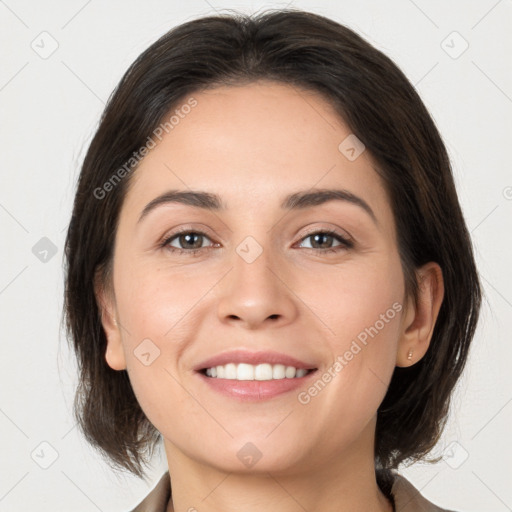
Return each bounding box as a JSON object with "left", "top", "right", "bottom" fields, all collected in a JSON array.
[{"left": 196, "top": 370, "right": 318, "bottom": 401}]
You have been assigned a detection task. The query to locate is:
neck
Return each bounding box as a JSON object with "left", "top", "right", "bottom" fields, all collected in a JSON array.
[{"left": 163, "top": 418, "right": 393, "bottom": 512}]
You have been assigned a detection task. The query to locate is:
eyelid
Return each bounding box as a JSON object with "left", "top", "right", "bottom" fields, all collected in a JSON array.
[
  {"left": 297, "top": 224, "right": 354, "bottom": 245},
  {"left": 159, "top": 224, "right": 217, "bottom": 245}
]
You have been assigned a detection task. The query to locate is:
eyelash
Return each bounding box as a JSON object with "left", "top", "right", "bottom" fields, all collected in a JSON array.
[{"left": 159, "top": 227, "right": 354, "bottom": 256}]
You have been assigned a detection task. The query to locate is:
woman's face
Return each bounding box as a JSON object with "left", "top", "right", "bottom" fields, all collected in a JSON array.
[{"left": 101, "top": 81, "right": 413, "bottom": 475}]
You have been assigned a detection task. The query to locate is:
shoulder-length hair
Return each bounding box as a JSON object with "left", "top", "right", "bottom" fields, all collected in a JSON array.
[{"left": 63, "top": 8, "right": 482, "bottom": 487}]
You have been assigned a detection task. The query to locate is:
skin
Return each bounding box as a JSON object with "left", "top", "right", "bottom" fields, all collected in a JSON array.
[{"left": 96, "top": 81, "right": 444, "bottom": 512}]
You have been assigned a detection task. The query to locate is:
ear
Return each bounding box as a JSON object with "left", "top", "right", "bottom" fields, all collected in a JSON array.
[
  {"left": 94, "top": 268, "right": 127, "bottom": 371},
  {"left": 396, "top": 262, "right": 444, "bottom": 367}
]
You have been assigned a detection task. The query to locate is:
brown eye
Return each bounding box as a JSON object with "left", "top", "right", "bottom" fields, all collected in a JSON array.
[
  {"left": 161, "top": 230, "right": 213, "bottom": 255},
  {"left": 297, "top": 230, "right": 353, "bottom": 253},
  {"left": 172, "top": 232, "right": 206, "bottom": 250}
]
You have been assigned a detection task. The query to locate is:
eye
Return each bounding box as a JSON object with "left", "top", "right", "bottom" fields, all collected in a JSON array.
[
  {"left": 295, "top": 229, "right": 353, "bottom": 253},
  {"left": 161, "top": 229, "right": 215, "bottom": 256}
]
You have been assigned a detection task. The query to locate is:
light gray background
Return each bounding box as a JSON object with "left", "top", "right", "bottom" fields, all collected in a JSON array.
[{"left": 1, "top": 0, "right": 511, "bottom": 510}]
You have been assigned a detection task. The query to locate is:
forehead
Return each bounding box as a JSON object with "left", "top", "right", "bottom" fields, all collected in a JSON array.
[{"left": 121, "top": 81, "right": 393, "bottom": 228}]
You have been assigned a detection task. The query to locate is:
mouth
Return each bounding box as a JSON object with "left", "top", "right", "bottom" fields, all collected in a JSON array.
[
  {"left": 192, "top": 349, "right": 319, "bottom": 401},
  {"left": 195, "top": 364, "right": 318, "bottom": 402}
]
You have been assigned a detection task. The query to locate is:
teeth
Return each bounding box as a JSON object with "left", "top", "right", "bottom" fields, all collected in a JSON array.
[{"left": 204, "top": 363, "right": 310, "bottom": 380}]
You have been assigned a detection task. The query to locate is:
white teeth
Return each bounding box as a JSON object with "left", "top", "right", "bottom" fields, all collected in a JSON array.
[{"left": 204, "top": 363, "right": 311, "bottom": 380}]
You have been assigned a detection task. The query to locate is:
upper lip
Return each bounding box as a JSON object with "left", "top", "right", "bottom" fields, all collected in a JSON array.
[{"left": 193, "top": 350, "right": 318, "bottom": 371}]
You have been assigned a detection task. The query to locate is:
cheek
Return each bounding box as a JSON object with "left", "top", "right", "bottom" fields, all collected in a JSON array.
[
  {"left": 112, "top": 264, "right": 200, "bottom": 430},
  {"left": 298, "top": 253, "right": 404, "bottom": 347},
  {"left": 294, "top": 255, "right": 403, "bottom": 422},
  {"left": 111, "top": 260, "right": 220, "bottom": 409},
  {"left": 114, "top": 260, "right": 209, "bottom": 344}
]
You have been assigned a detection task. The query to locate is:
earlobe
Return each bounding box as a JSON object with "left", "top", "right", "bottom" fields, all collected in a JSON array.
[
  {"left": 94, "top": 271, "right": 127, "bottom": 371},
  {"left": 396, "top": 262, "right": 444, "bottom": 367}
]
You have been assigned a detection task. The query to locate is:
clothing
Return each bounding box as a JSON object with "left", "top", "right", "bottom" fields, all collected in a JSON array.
[{"left": 129, "top": 470, "right": 457, "bottom": 512}]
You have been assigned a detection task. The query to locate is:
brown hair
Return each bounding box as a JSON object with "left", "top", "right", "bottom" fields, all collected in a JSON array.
[{"left": 62, "top": 7, "right": 482, "bottom": 489}]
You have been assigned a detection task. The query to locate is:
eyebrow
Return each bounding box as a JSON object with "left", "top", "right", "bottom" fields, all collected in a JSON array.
[{"left": 137, "top": 188, "right": 378, "bottom": 226}]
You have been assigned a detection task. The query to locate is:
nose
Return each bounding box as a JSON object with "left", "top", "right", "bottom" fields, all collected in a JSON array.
[{"left": 216, "top": 241, "right": 298, "bottom": 330}]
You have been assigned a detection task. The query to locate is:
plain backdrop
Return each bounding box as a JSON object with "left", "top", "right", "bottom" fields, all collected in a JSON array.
[{"left": 0, "top": 0, "right": 511, "bottom": 510}]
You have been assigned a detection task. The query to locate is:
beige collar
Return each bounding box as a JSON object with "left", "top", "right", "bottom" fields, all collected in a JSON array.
[{"left": 390, "top": 472, "right": 455, "bottom": 511}]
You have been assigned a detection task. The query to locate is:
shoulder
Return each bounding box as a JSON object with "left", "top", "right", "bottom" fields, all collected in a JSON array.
[
  {"left": 128, "top": 471, "right": 171, "bottom": 512},
  {"left": 390, "top": 471, "right": 459, "bottom": 512}
]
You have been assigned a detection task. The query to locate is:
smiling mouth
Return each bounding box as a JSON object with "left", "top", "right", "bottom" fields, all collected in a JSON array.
[
  {"left": 198, "top": 363, "right": 317, "bottom": 380},
  {"left": 195, "top": 363, "right": 319, "bottom": 401}
]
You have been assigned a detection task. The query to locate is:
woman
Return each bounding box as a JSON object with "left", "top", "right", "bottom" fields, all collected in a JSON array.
[{"left": 63, "top": 8, "right": 481, "bottom": 512}]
